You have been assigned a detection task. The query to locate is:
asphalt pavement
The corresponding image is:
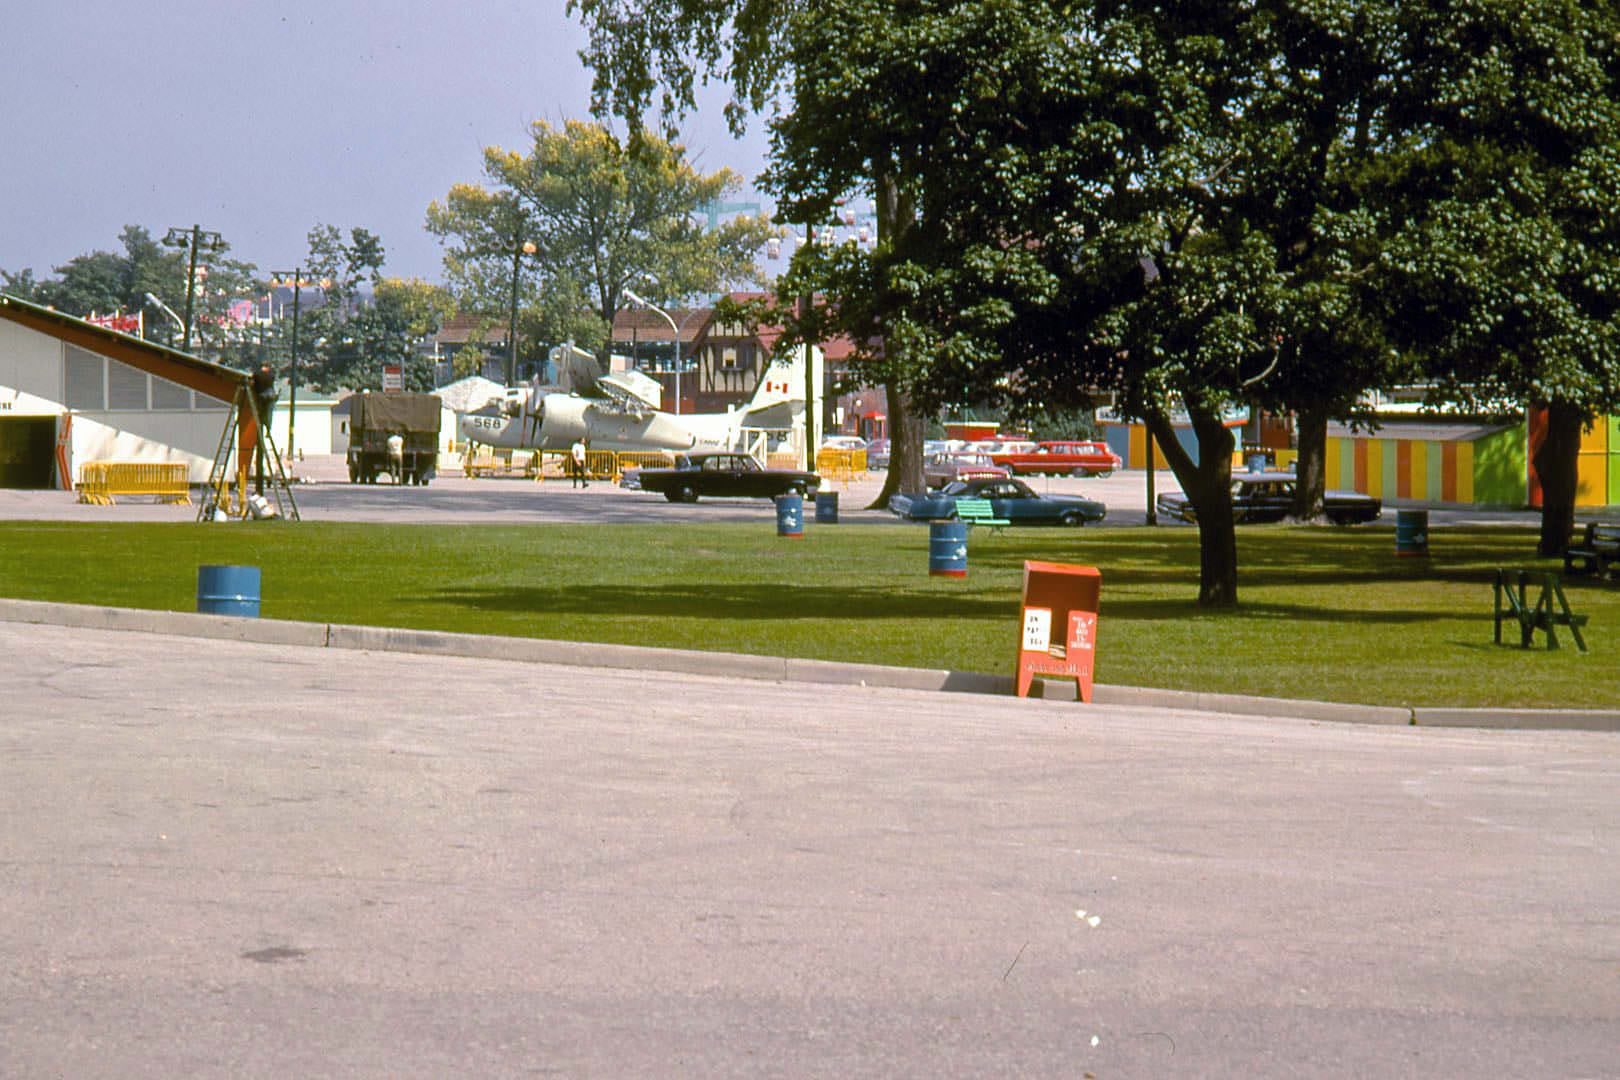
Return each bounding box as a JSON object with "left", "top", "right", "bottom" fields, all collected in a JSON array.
[{"left": 2, "top": 619, "right": 1616, "bottom": 1078}]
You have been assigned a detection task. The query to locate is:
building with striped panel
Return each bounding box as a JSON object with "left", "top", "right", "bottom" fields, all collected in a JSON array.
[{"left": 1326, "top": 413, "right": 1620, "bottom": 510}]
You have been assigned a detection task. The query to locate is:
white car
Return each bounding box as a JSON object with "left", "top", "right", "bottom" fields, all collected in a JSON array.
[{"left": 820, "top": 435, "right": 868, "bottom": 451}]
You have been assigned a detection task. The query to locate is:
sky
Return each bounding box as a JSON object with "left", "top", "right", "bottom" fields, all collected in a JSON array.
[{"left": 0, "top": 0, "right": 774, "bottom": 286}]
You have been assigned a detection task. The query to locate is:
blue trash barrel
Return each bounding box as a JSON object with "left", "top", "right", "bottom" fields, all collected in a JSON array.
[
  {"left": 929, "top": 519, "right": 969, "bottom": 577},
  {"left": 197, "top": 565, "right": 261, "bottom": 617},
  {"left": 815, "top": 491, "right": 839, "bottom": 524},
  {"left": 775, "top": 494, "right": 804, "bottom": 538},
  {"left": 1395, "top": 509, "right": 1429, "bottom": 557}
]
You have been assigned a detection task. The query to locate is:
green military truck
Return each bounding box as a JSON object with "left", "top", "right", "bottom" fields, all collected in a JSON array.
[{"left": 344, "top": 391, "right": 442, "bottom": 485}]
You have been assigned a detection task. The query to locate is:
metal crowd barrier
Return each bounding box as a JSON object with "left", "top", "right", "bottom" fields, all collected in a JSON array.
[{"left": 76, "top": 462, "right": 192, "bottom": 505}]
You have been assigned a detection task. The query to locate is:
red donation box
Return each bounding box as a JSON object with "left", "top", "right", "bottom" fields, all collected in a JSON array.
[{"left": 1015, "top": 560, "right": 1101, "bottom": 702}]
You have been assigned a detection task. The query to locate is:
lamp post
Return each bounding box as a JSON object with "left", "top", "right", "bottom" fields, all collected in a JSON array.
[
  {"left": 623, "top": 287, "right": 680, "bottom": 414},
  {"left": 506, "top": 239, "right": 537, "bottom": 386},
  {"left": 143, "top": 292, "right": 185, "bottom": 345},
  {"left": 269, "top": 269, "right": 324, "bottom": 465},
  {"left": 163, "top": 224, "right": 223, "bottom": 353}
]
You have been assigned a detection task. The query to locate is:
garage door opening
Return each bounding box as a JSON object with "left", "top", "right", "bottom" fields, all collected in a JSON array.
[{"left": 0, "top": 417, "right": 58, "bottom": 488}]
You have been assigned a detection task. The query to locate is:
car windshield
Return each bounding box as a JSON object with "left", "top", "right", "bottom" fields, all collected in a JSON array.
[{"left": 940, "top": 481, "right": 972, "bottom": 496}]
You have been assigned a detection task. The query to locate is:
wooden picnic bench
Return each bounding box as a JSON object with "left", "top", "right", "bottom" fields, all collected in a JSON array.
[
  {"left": 954, "top": 496, "right": 1009, "bottom": 533},
  {"left": 1493, "top": 568, "right": 1588, "bottom": 652},
  {"left": 1563, "top": 521, "right": 1620, "bottom": 579}
]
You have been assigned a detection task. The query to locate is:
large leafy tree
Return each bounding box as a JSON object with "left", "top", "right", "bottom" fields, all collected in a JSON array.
[
  {"left": 568, "top": 0, "right": 938, "bottom": 501},
  {"left": 427, "top": 119, "right": 772, "bottom": 382},
  {"left": 1380, "top": 0, "right": 1620, "bottom": 555}
]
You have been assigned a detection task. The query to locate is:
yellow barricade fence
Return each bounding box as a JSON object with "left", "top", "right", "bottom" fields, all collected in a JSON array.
[
  {"left": 815, "top": 448, "right": 867, "bottom": 482},
  {"left": 76, "top": 462, "right": 191, "bottom": 505}
]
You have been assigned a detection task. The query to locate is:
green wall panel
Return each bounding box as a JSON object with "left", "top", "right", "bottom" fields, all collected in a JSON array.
[{"left": 1473, "top": 424, "right": 1527, "bottom": 506}]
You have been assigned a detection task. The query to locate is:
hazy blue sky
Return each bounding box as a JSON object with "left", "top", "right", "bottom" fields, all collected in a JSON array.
[{"left": 1, "top": 0, "right": 773, "bottom": 285}]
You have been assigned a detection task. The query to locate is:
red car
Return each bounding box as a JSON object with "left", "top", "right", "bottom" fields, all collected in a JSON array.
[
  {"left": 991, "top": 440, "right": 1123, "bottom": 477},
  {"left": 924, "top": 451, "right": 1009, "bottom": 489}
]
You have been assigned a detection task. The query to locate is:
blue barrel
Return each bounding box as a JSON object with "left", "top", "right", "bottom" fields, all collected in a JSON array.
[
  {"left": 775, "top": 494, "right": 804, "bottom": 538},
  {"left": 928, "top": 520, "right": 969, "bottom": 577},
  {"left": 1395, "top": 509, "right": 1429, "bottom": 557},
  {"left": 815, "top": 491, "right": 839, "bottom": 524},
  {"left": 197, "top": 565, "right": 261, "bottom": 617}
]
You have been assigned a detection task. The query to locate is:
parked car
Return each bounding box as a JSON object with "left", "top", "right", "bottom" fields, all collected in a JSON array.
[
  {"left": 925, "top": 451, "right": 1010, "bottom": 488},
  {"left": 991, "top": 440, "right": 1123, "bottom": 477},
  {"left": 890, "top": 477, "right": 1107, "bottom": 526},
  {"left": 636, "top": 451, "right": 821, "bottom": 503},
  {"left": 820, "top": 435, "right": 868, "bottom": 451},
  {"left": 865, "top": 438, "right": 891, "bottom": 470},
  {"left": 1155, "top": 470, "right": 1382, "bottom": 525}
]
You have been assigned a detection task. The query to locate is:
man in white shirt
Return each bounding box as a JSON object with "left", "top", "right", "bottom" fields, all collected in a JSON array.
[{"left": 570, "top": 438, "right": 588, "bottom": 488}]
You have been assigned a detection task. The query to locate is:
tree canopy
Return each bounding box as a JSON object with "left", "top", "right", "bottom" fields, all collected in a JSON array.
[{"left": 426, "top": 118, "right": 773, "bottom": 381}]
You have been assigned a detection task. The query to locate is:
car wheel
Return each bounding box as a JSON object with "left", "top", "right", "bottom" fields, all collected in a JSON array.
[
  {"left": 1327, "top": 512, "right": 1354, "bottom": 526},
  {"left": 676, "top": 484, "right": 698, "bottom": 503},
  {"left": 1094, "top": 469, "right": 1113, "bottom": 479},
  {"left": 1059, "top": 510, "right": 1085, "bottom": 527},
  {"left": 664, "top": 490, "right": 683, "bottom": 503}
]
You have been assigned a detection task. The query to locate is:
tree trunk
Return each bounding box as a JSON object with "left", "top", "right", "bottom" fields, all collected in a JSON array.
[
  {"left": 1534, "top": 400, "right": 1584, "bottom": 557},
  {"left": 871, "top": 379, "right": 926, "bottom": 509},
  {"left": 1145, "top": 401, "right": 1238, "bottom": 607},
  {"left": 865, "top": 171, "right": 925, "bottom": 510},
  {"left": 1291, "top": 406, "right": 1328, "bottom": 521}
]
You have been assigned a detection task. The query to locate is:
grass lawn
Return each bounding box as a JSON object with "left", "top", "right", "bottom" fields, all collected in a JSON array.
[{"left": 2, "top": 520, "right": 1615, "bottom": 709}]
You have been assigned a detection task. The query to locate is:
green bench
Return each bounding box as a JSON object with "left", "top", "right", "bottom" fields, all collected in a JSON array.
[
  {"left": 1564, "top": 522, "right": 1620, "bottom": 580},
  {"left": 1493, "top": 568, "right": 1588, "bottom": 652},
  {"left": 953, "top": 496, "right": 1009, "bottom": 533}
]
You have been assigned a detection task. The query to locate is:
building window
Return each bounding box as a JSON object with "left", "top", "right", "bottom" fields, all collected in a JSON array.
[
  {"left": 151, "top": 375, "right": 190, "bottom": 410},
  {"left": 63, "top": 345, "right": 105, "bottom": 410},
  {"left": 107, "top": 359, "right": 149, "bottom": 410}
]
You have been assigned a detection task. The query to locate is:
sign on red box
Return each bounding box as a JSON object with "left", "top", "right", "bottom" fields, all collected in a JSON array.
[{"left": 1015, "top": 561, "right": 1101, "bottom": 702}]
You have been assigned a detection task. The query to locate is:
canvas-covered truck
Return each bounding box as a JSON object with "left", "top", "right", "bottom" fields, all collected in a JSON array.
[{"left": 344, "top": 392, "right": 442, "bottom": 485}]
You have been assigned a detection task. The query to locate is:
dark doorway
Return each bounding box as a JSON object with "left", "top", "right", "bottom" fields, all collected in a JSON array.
[{"left": 0, "top": 417, "right": 58, "bottom": 488}]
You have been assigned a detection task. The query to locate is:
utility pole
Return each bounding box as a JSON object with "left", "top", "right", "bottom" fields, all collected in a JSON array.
[
  {"left": 269, "top": 269, "right": 325, "bottom": 465},
  {"left": 163, "top": 225, "right": 223, "bottom": 353}
]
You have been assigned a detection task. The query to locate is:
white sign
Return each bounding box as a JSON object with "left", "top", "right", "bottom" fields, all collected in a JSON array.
[
  {"left": 382, "top": 364, "right": 403, "bottom": 392},
  {"left": 1022, "top": 607, "right": 1052, "bottom": 653}
]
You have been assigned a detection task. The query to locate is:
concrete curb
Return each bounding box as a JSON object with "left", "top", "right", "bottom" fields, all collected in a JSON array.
[{"left": 2, "top": 597, "right": 1615, "bottom": 731}]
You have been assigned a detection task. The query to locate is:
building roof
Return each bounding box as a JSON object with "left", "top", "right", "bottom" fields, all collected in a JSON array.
[
  {"left": 0, "top": 292, "right": 249, "bottom": 402},
  {"left": 611, "top": 306, "right": 711, "bottom": 345},
  {"left": 1327, "top": 418, "right": 1519, "bottom": 442},
  {"left": 434, "top": 313, "right": 511, "bottom": 346}
]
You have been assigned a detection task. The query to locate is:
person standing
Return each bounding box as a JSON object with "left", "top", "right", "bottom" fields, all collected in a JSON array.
[
  {"left": 570, "top": 437, "right": 588, "bottom": 488},
  {"left": 387, "top": 432, "right": 405, "bottom": 484}
]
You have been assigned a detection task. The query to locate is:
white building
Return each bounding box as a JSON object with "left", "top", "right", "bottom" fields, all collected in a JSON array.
[{"left": 0, "top": 295, "right": 251, "bottom": 488}]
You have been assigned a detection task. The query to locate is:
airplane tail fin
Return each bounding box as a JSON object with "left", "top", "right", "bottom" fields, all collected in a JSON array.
[{"left": 747, "top": 343, "right": 819, "bottom": 412}]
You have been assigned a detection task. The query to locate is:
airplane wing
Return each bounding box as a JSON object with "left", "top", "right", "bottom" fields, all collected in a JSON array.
[
  {"left": 596, "top": 371, "right": 663, "bottom": 416},
  {"left": 739, "top": 399, "right": 800, "bottom": 430}
]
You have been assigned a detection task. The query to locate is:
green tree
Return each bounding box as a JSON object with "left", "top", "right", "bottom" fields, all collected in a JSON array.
[
  {"left": 1380, "top": 0, "right": 1620, "bottom": 555},
  {"left": 427, "top": 119, "right": 771, "bottom": 383}
]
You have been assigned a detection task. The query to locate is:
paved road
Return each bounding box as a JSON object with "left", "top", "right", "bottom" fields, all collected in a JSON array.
[{"left": 2, "top": 621, "right": 1616, "bottom": 1077}]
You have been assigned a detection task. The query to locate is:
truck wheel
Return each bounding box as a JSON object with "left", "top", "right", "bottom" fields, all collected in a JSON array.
[{"left": 347, "top": 462, "right": 358, "bottom": 483}]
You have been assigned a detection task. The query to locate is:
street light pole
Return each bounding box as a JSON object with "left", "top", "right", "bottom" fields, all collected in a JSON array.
[
  {"left": 506, "top": 239, "right": 537, "bottom": 386},
  {"left": 163, "top": 224, "right": 223, "bottom": 353},
  {"left": 270, "top": 269, "right": 321, "bottom": 465},
  {"left": 623, "top": 287, "right": 680, "bottom": 414}
]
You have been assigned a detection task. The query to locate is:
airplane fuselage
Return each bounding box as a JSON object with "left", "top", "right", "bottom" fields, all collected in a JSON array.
[{"left": 459, "top": 392, "right": 723, "bottom": 453}]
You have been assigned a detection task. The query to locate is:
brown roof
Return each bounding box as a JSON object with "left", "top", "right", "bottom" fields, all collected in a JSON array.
[{"left": 611, "top": 306, "right": 710, "bottom": 344}]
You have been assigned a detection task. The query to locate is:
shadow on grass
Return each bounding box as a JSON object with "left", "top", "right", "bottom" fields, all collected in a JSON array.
[
  {"left": 411, "top": 579, "right": 1496, "bottom": 630},
  {"left": 411, "top": 582, "right": 1018, "bottom": 621}
]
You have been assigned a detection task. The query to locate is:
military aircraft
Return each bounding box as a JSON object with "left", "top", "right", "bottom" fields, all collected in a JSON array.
[{"left": 457, "top": 343, "right": 818, "bottom": 455}]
